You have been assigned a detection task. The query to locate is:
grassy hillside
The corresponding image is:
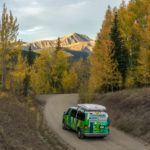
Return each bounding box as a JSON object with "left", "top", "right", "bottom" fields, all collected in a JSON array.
[
  {"left": 0, "top": 93, "right": 73, "bottom": 150},
  {"left": 93, "top": 88, "right": 150, "bottom": 144}
]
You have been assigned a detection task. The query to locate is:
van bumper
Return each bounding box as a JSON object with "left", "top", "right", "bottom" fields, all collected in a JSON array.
[{"left": 83, "top": 133, "right": 109, "bottom": 137}]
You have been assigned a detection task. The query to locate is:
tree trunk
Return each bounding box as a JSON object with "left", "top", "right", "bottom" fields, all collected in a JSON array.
[{"left": 1, "top": 54, "right": 6, "bottom": 90}]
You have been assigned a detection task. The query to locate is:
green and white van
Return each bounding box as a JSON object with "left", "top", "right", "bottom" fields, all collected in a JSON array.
[{"left": 62, "top": 104, "right": 110, "bottom": 139}]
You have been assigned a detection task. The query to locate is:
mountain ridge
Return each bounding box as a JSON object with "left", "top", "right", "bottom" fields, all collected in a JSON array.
[{"left": 23, "top": 33, "right": 95, "bottom": 53}]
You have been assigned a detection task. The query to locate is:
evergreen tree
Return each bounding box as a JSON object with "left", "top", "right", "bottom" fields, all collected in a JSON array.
[
  {"left": 27, "top": 45, "right": 34, "bottom": 67},
  {"left": 23, "top": 74, "right": 30, "bottom": 96},
  {"left": 110, "top": 12, "right": 129, "bottom": 86},
  {"left": 23, "top": 45, "right": 34, "bottom": 96},
  {"left": 56, "top": 37, "right": 61, "bottom": 52}
]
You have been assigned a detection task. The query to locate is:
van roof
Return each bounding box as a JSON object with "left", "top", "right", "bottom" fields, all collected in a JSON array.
[
  {"left": 70, "top": 106, "right": 78, "bottom": 110},
  {"left": 78, "top": 104, "right": 106, "bottom": 111}
]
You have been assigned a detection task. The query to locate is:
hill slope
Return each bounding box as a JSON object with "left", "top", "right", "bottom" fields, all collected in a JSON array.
[
  {"left": 0, "top": 93, "right": 73, "bottom": 150},
  {"left": 93, "top": 88, "right": 150, "bottom": 144}
]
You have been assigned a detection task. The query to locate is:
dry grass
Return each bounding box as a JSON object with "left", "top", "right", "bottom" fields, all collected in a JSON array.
[
  {"left": 94, "top": 88, "right": 150, "bottom": 143},
  {"left": 0, "top": 93, "right": 73, "bottom": 150}
]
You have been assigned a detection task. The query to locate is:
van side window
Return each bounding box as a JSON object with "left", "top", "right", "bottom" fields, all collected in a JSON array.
[
  {"left": 71, "top": 109, "right": 77, "bottom": 118},
  {"left": 77, "top": 111, "right": 85, "bottom": 121},
  {"left": 66, "top": 108, "right": 71, "bottom": 115}
]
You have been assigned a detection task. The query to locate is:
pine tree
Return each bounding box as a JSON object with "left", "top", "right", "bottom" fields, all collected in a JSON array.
[
  {"left": 22, "top": 45, "right": 34, "bottom": 96},
  {"left": 27, "top": 45, "right": 34, "bottom": 67},
  {"left": 110, "top": 12, "right": 129, "bottom": 86},
  {"left": 56, "top": 37, "right": 61, "bottom": 52},
  {"left": 0, "top": 4, "right": 19, "bottom": 90},
  {"left": 23, "top": 74, "right": 30, "bottom": 96}
]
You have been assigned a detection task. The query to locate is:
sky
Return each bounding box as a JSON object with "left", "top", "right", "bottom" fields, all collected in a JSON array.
[{"left": 0, "top": 0, "right": 129, "bottom": 42}]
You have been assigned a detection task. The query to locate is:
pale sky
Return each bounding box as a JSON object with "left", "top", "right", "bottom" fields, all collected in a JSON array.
[{"left": 0, "top": 0, "right": 129, "bottom": 42}]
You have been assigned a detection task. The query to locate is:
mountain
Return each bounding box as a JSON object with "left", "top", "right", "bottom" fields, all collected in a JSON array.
[{"left": 23, "top": 33, "right": 95, "bottom": 54}]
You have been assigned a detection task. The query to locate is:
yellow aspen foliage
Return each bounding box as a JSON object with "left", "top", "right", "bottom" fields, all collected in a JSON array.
[
  {"left": 9, "top": 51, "right": 26, "bottom": 94},
  {"left": 62, "top": 70, "right": 78, "bottom": 93},
  {"left": 136, "top": 48, "right": 150, "bottom": 86}
]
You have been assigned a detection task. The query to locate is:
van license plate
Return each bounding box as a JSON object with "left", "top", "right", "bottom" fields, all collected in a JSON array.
[{"left": 100, "top": 126, "right": 104, "bottom": 129}]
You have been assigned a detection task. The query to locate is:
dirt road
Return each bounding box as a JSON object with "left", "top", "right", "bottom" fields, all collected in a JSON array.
[{"left": 38, "top": 94, "right": 150, "bottom": 150}]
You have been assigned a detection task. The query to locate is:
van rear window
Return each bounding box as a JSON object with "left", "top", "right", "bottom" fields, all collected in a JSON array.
[
  {"left": 89, "top": 112, "right": 107, "bottom": 122},
  {"left": 99, "top": 113, "right": 107, "bottom": 121}
]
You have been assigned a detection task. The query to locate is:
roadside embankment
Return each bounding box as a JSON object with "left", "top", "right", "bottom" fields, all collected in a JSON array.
[
  {"left": 93, "top": 88, "right": 150, "bottom": 144},
  {"left": 0, "top": 92, "right": 73, "bottom": 150}
]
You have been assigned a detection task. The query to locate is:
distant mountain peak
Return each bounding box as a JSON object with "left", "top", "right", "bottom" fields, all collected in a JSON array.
[
  {"left": 63, "top": 32, "right": 91, "bottom": 40},
  {"left": 23, "top": 33, "right": 94, "bottom": 52},
  {"left": 60, "top": 32, "right": 92, "bottom": 45},
  {"left": 63, "top": 32, "right": 77, "bottom": 37}
]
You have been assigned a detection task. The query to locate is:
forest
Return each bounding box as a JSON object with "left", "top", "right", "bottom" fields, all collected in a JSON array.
[{"left": 0, "top": 0, "right": 150, "bottom": 99}]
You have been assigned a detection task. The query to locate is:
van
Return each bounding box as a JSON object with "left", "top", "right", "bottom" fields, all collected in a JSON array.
[{"left": 62, "top": 104, "right": 110, "bottom": 139}]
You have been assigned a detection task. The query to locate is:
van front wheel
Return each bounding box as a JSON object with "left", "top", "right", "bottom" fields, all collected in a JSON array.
[{"left": 77, "top": 129, "right": 84, "bottom": 139}]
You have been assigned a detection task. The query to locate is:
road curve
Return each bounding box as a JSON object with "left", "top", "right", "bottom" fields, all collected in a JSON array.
[{"left": 38, "top": 94, "right": 150, "bottom": 150}]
